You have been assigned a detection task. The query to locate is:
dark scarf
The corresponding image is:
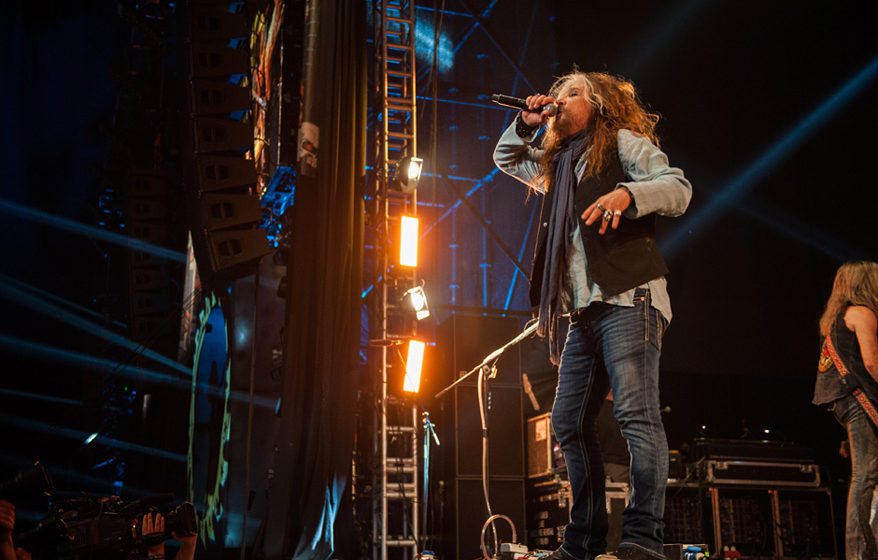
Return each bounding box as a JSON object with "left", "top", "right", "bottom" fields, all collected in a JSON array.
[{"left": 537, "top": 128, "right": 588, "bottom": 365}]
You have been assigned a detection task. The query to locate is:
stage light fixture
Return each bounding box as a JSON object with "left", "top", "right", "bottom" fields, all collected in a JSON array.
[
  {"left": 403, "top": 285, "right": 430, "bottom": 320},
  {"left": 403, "top": 339, "right": 425, "bottom": 393},
  {"left": 399, "top": 216, "right": 419, "bottom": 267},
  {"left": 396, "top": 156, "right": 423, "bottom": 193}
]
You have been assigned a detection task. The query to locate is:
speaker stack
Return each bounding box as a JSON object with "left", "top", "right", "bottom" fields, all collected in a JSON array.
[
  {"left": 522, "top": 424, "right": 836, "bottom": 559},
  {"left": 435, "top": 315, "right": 527, "bottom": 560},
  {"left": 182, "top": 1, "right": 270, "bottom": 291},
  {"left": 431, "top": 320, "right": 837, "bottom": 560}
]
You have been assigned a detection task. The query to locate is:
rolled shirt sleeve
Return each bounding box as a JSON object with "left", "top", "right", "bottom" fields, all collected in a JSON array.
[
  {"left": 493, "top": 125, "right": 690, "bottom": 324},
  {"left": 493, "top": 118, "right": 546, "bottom": 192},
  {"left": 616, "top": 129, "right": 692, "bottom": 219}
]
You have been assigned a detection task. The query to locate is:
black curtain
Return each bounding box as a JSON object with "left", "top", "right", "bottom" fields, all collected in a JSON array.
[{"left": 261, "top": 0, "right": 366, "bottom": 557}]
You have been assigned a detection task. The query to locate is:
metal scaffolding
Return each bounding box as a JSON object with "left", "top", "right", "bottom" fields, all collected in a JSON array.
[
  {"left": 360, "top": 2, "right": 556, "bottom": 557},
  {"left": 370, "top": 0, "right": 420, "bottom": 559}
]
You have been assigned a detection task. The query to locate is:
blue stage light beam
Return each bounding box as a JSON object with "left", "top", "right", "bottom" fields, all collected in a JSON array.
[
  {"left": 419, "top": 0, "right": 501, "bottom": 63},
  {"left": 0, "top": 273, "right": 190, "bottom": 375},
  {"left": 621, "top": 0, "right": 704, "bottom": 76},
  {"left": 0, "top": 335, "right": 276, "bottom": 410},
  {"left": 414, "top": 5, "right": 474, "bottom": 19},
  {"left": 0, "top": 333, "right": 189, "bottom": 387},
  {"left": 0, "top": 388, "right": 82, "bottom": 407},
  {"left": 0, "top": 450, "right": 173, "bottom": 500},
  {"left": 1, "top": 334, "right": 276, "bottom": 410},
  {"left": 737, "top": 201, "right": 874, "bottom": 261},
  {"left": 662, "top": 54, "right": 878, "bottom": 258},
  {"left": 1, "top": 273, "right": 128, "bottom": 330},
  {"left": 696, "top": 186, "right": 875, "bottom": 262},
  {"left": 0, "top": 412, "right": 187, "bottom": 462},
  {"left": 414, "top": 12, "right": 454, "bottom": 73},
  {"left": 0, "top": 198, "right": 187, "bottom": 263}
]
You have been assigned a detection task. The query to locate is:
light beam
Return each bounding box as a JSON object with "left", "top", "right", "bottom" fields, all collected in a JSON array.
[
  {"left": 0, "top": 198, "right": 187, "bottom": 263},
  {"left": 662, "top": 54, "right": 878, "bottom": 257}
]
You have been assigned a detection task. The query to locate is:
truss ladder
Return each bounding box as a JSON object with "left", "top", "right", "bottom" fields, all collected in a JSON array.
[{"left": 372, "top": 1, "right": 420, "bottom": 559}]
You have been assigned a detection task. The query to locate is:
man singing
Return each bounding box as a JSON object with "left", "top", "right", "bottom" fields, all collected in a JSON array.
[{"left": 493, "top": 71, "right": 692, "bottom": 560}]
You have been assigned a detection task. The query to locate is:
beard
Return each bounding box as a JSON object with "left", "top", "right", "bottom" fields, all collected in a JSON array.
[
  {"left": 551, "top": 117, "right": 572, "bottom": 138},
  {"left": 551, "top": 114, "right": 585, "bottom": 139}
]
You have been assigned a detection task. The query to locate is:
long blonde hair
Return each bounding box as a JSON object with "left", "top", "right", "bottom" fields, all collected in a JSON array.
[
  {"left": 537, "top": 71, "right": 660, "bottom": 191},
  {"left": 819, "top": 260, "right": 878, "bottom": 336}
]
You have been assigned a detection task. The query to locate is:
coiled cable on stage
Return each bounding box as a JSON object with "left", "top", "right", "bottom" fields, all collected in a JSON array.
[{"left": 479, "top": 514, "right": 517, "bottom": 560}]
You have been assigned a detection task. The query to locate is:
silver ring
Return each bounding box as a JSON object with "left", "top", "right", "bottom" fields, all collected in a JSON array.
[
  {"left": 596, "top": 204, "right": 605, "bottom": 212},
  {"left": 603, "top": 209, "right": 613, "bottom": 222},
  {"left": 613, "top": 210, "right": 621, "bottom": 217}
]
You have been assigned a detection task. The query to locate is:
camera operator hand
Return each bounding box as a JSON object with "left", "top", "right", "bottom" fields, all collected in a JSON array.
[
  {"left": 142, "top": 512, "right": 167, "bottom": 558},
  {"left": 173, "top": 531, "right": 197, "bottom": 560},
  {"left": 141, "top": 513, "right": 197, "bottom": 560},
  {"left": 1, "top": 500, "right": 16, "bottom": 560}
]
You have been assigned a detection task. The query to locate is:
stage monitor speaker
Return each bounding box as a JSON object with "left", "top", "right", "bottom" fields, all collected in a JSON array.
[{"left": 452, "top": 478, "right": 526, "bottom": 560}]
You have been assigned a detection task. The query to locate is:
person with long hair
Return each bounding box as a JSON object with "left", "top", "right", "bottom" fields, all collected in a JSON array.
[
  {"left": 493, "top": 71, "right": 691, "bottom": 560},
  {"left": 814, "top": 261, "right": 878, "bottom": 560}
]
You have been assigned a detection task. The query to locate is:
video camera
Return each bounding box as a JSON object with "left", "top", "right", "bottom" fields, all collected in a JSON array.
[
  {"left": 0, "top": 463, "right": 53, "bottom": 507},
  {"left": 18, "top": 494, "right": 197, "bottom": 559}
]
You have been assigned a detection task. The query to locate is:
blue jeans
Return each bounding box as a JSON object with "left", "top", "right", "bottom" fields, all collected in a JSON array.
[
  {"left": 832, "top": 393, "right": 878, "bottom": 560},
  {"left": 552, "top": 289, "right": 668, "bottom": 560}
]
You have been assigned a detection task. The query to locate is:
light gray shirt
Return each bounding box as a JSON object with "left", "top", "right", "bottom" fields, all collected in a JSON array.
[{"left": 493, "top": 122, "right": 692, "bottom": 323}]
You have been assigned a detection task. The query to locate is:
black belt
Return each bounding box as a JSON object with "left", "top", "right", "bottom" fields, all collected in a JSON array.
[
  {"left": 569, "top": 307, "right": 588, "bottom": 324},
  {"left": 567, "top": 287, "right": 650, "bottom": 324}
]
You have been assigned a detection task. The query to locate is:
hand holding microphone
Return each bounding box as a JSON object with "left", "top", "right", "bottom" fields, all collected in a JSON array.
[{"left": 491, "top": 93, "right": 557, "bottom": 127}]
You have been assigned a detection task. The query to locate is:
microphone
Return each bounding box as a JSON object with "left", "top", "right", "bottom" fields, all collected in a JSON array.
[{"left": 491, "top": 94, "right": 557, "bottom": 117}]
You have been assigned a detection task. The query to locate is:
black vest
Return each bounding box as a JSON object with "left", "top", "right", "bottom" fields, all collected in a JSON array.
[
  {"left": 819, "top": 306, "right": 878, "bottom": 404},
  {"left": 529, "top": 141, "right": 669, "bottom": 306}
]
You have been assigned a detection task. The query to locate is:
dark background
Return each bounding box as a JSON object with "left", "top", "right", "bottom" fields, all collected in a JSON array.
[
  {"left": 549, "top": 0, "right": 878, "bottom": 488},
  {"left": 551, "top": 0, "right": 878, "bottom": 479},
  {"left": 415, "top": 0, "right": 877, "bottom": 505}
]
